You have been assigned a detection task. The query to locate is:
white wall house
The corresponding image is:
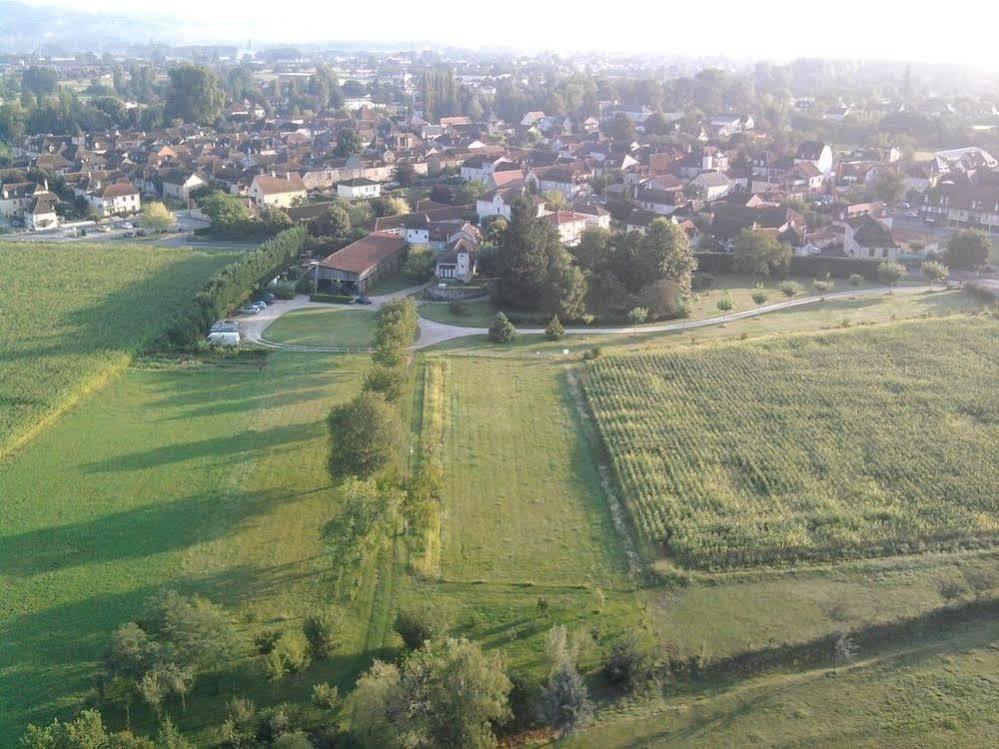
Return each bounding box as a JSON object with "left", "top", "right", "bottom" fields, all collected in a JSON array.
[
  {"left": 89, "top": 182, "right": 141, "bottom": 217},
  {"left": 337, "top": 178, "right": 382, "bottom": 200},
  {"left": 250, "top": 174, "right": 308, "bottom": 207}
]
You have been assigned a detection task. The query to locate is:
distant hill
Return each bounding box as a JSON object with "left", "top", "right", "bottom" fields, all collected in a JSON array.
[{"left": 0, "top": 1, "right": 183, "bottom": 53}]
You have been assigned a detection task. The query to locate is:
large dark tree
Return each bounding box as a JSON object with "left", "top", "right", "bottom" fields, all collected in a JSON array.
[
  {"left": 945, "top": 229, "right": 992, "bottom": 269},
  {"left": 497, "top": 196, "right": 587, "bottom": 317},
  {"left": 165, "top": 65, "right": 225, "bottom": 125}
]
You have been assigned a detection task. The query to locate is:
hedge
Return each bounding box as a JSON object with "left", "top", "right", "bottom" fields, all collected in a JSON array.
[
  {"left": 694, "top": 252, "right": 886, "bottom": 280},
  {"left": 160, "top": 226, "right": 306, "bottom": 348},
  {"left": 311, "top": 293, "right": 355, "bottom": 304}
]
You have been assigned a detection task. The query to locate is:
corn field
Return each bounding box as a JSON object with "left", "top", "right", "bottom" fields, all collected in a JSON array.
[
  {"left": 581, "top": 318, "right": 999, "bottom": 569},
  {"left": 0, "top": 242, "right": 240, "bottom": 459}
]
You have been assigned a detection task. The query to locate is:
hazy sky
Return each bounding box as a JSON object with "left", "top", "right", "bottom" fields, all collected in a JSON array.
[{"left": 17, "top": 0, "right": 999, "bottom": 67}]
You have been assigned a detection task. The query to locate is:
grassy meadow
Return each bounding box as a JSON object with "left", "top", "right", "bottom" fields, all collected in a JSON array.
[
  {"left": 566, "top": 613, "right": 999, "bottom": 748},
  {"left": 0, "top": 241, "right": 242, "bottom": 459},
  {"left": 263, "top": 306, "right": 379, "bottom": 348},
  {"left": 0, "top": 351, "right": 383, "bottom": 743},
  {"left": 1, "top": 259, "right": 996, "bottom": 747},
  {"left": 581, "top": 317, "right": 999, "bottom": 569}
]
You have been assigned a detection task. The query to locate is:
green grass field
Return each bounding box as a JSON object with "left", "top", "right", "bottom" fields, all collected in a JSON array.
[
  {"left": 2, "top": 265, "right": 996, "bottom": 747},
  {"left": 582, "top": 318, "right": 999, "bottom": 569},
  {"left": 566, "top": 614, "right": 999, "bottom": 748},
  {"left": 419, "top": 298, "right": 498, "bottom": 328},
  {"left": 0, "top": 241, "right": 242, "bottom": 459},
  {"left": 0, "top": 351, "right": 382, "bottom": 743},
  {"left": 262, "top": 306, "right": 378, "bottom": 348}
]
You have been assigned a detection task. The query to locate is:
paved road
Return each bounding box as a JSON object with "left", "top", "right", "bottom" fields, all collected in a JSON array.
[
  {"left": 240, "top": 283, "right": 934, "bottom": 352},
  {"left": 239, "top": 285, "right": 427, "bottom": 351}
]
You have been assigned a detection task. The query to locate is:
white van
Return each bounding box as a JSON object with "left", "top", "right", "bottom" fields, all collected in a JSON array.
[{"left": 207, "top": 331, "right": 241, "bottom": 347}]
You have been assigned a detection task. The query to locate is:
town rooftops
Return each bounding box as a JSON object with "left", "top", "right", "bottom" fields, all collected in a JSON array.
[
  {"left": 318, "top": 232, "right": 407, "bottom": 275},
  {"left": 253, "top": 174, "right": 307, "bottom": 194},
  {"left": 100, "top": 182, "right": 140, "bottom": 198}
]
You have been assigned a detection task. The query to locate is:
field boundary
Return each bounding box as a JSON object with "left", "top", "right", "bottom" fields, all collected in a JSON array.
[
  {"left": 565, "top": 366, "right": 644, "bottom": 580},
  {"left": 0, "top": 352, "right": 133, "bottom": 463}
]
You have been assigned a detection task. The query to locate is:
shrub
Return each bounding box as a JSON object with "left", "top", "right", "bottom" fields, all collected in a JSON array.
[
  {"left": 363, "top": 364, "right": 408, "bottom": 403},
  {"left": 545, "top": 315, "right": 566, "bottom": 341},
  {"left": 273, "top": 282, "right": 296, "bottom": 300},
  {"left": 779, "top": 280, "right": 800, "bottom": 297},
  {"left": 448, "top": 300, "right": 467, "bottom": 316},
  {"left": 394, "top": 604, "right": 448, "bottom": 650},
  {"left": 582, "top": 347, "right": 602, "bottom": 360},
  {"left": 691, "top": 271, "right": 716, "bottom": 291},
  {"left": 813, "top": 279, "right": 833, "bottom": 293},
  {"left": 327, "top": 392, "right": 405, "bottom": 479},
  {"left": 264, "top": 632, "right": 311, "bottom": 681},
  {"left": 311, "top": 293, "right": 355, "bottom": 304},
  {"left": 849, "top": 273, "right": 864, "bottom": 286},
  {"left": 254, "top": 629, "right": 282, "bottom": 655},
  {"left": 312, "top": 682, "right": 341, "bottom": 711},
  {"left": 303, "top": 608, "right": 344, "bottom": 660},
  {"left": 878, "top": 260, "right": 906, "bottom": 290},
  {"left": 627, "top": 306, "right": 649, "bottom": 326},
  {"left": 488, "top": 312, "right": 517, "bottom": 343},
  {"left": 716, "top": 292, "right": 734, "bottom": 312},
  {"left": 921, "top": 260, "right": 949, "bottom": 285},
  {"left": 294, "top": 277, "right": 315, "bottom": 294},
  {"left": 602, "top": 634, "right": 652, "bottom": 693},
  {"left": 751, "top": 291, "right": 768, "bottom": 305}
]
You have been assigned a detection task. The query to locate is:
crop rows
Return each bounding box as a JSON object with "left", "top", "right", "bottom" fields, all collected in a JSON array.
[
  {"left": 0, "top": 242, "right": 240, "bottom": 458},
  {"left": 581, "top": 319, "right": 999, "bottom": 569}
]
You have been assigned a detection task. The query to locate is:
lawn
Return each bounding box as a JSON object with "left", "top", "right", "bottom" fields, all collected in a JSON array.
[
  {"left": 0, "top": 350, "right": 382, "bottom": 744},
  {"left": 262, "top": 306, "right": 378, "bottom": 348},
  {"left": 0, "top": 241, "right": 242, "bottom": 459},
  {"left": 424, "top": 288, "right": 985, "bottom": 357},
  {"left": 419, "top": 298, "right": 497, "bottom": 328},
  {"left": 389, "top": 354, "right": 649, "bottom": 673},
  {"left": 581, "top": 317, "right": 999, "bottom": 569}
]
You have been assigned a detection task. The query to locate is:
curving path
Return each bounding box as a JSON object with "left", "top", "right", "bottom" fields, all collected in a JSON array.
[{"left": 239, "top": 284, "right": 935, "bottom": 352}]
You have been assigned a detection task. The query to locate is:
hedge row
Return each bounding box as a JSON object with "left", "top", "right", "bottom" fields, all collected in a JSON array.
[
  {"left": 664, "top": 597, "right": 998, "bottom": 683},
  {"left": 160, "top": 226, "right": 306, "bottom": 348},
  {"left": 311, "top": 293, "right": 355, "bottom": 304},
  {"left": 694, "top": 252, "right": 886, "bottom": 280}
]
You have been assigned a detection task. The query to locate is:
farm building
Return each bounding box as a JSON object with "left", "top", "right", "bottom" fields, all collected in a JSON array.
[{"left": 313, "top": 232, "right": 407, "bottom": 293}]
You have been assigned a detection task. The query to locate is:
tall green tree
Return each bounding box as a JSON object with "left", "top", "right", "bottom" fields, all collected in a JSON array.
[
  {"left": 945, "top": 229, "right": 992, "bottom": 269},
  {"left": 351, "top": 638, "right": 512, "bottom": 749},
  {"left": 165, "top": 65, "right": 225, "bottom": 125},
  {"left": 732, "top": 228, "right": 791, "bottom": 277}
]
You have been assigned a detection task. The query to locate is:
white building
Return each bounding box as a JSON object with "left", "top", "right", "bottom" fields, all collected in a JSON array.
[
  {"left": 337, "top": 178, "right": 382, "bottom": 201},
  {"left": 249, "top": 174, "right": 307, "bottom": 207}
]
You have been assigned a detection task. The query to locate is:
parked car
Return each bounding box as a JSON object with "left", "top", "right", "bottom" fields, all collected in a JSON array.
[
  {"left": 210, "top": 320, "right": 239, "bottom": 333},
  {"left": 122, "top": 231, "right": 135, "bottom": 238},
  {"left": 136, "top": 229, "right": 148, "bottom": 237},
  {"left": 900, "top": 202, "right": 911, "bottom": 210},
  {"left": 238, "top": 305, "right": 261, "bottom": 315},
  {"left": 98, "top": 225, "right": 111, "bottom": 233},
  {"left": 207, "top": 331, "right": 240, "bottom": 346},
  {"left": 119, "top": 222, "right": 133, "bottom": 230},
  {"left": 355, "top": 295, "right": 373, "bottom": 305},
  {"left": 260, "top": 292, "right": 276, "bottom": 304}
]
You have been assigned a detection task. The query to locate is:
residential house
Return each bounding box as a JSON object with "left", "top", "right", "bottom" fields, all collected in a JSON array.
[
  {"left": 26, "top": 190, "right": 59, "bottom": 229},
  {"left": 337, "top": 177, "right": 382, "bottom": 200},
  {"left": 161, "top": 169, "right": 206, "bottom": 202},
  {"left": 543, "top": 211, "right": 589, "bottom": 246},
  {"left": 249, "top": 173, "right": 307, "bottom": 207},
  {"left": 87, "top": 181, "right": 141, "bottom": 217},
  {"left": 795, "top": 141, "right": 834, "bottom": 176},
  {"left": 435, "top": 235, "right": 478, "bottom": 282},
  {"left": 690, "top": 171, "right": 732, "bottom": 201}
]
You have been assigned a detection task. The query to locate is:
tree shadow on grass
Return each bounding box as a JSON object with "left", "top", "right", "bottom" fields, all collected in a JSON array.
[
  {"left": 0, "top": 486, "right": 322, "bottom": 577},
  {"left": 80, "top": 420, "right": 324, "bottom": 473}
]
